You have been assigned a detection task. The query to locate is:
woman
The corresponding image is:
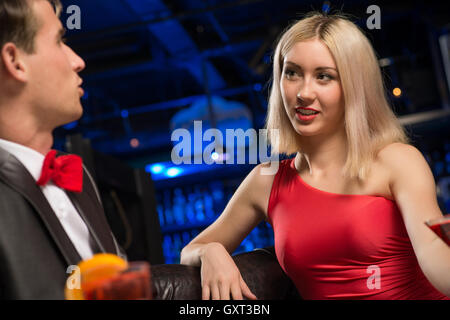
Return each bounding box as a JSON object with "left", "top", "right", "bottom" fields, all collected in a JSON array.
[{"left": 180, "top": 12, "right": 450, "bottom": 300}]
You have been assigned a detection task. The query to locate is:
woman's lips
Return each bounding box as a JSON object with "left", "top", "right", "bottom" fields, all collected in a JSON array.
[
  {"left": 295, "top": 112, "right": 319, "bottom": 121},
  {"left": 295, "top": 107, "right": 320, "bottom": 121},
  {"left": 295, "top": 106, "right": 319, "bottom": 112}
]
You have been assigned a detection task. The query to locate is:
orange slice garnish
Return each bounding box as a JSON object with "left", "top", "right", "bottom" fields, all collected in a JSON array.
[{"left": 65, "top": 253, "right": 128, "bottom": 300}]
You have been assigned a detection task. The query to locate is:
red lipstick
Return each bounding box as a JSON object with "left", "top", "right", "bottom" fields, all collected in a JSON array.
[{"left": 295, "top": 107, "right": 320, "bottom": 121}]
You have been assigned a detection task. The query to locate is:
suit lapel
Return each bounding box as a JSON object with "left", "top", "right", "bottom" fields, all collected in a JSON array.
[
  {"left": 0, "top": 149, "right": 81, "bottom": 266},
  {"left": 66, "top": 169, "right": 117, "bottom": 254}
]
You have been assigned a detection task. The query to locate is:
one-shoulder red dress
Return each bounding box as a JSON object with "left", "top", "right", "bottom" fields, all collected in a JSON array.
[{"left": 267, "top": 158, "right": 449, "bottom": 299}]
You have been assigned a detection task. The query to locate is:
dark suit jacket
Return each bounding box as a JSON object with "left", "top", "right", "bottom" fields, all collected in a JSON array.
[{"left": 0, "top": 147, "right": 123, "bottom": 299}]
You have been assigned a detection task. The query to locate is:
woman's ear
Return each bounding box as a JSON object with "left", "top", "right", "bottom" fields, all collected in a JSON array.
[{"left": 1, "top": 43, "right": 28, "bottom": 83}]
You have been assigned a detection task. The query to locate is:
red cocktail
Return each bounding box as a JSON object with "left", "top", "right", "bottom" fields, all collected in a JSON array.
[{"left": 426, "top": 214, "right": 450, "bottom": 246}]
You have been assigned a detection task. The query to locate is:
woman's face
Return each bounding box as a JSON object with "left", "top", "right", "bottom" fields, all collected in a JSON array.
[{"left": 280, "top": 39, "right": 345, "bottom": 137}]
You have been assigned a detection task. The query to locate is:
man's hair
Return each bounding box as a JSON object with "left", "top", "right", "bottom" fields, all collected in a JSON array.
[
  {"left": 265, "top": 12, "right": 410, "bottom": 181},
  {"left": 0, "top": 0, "right": 62, "bottom": 54}
]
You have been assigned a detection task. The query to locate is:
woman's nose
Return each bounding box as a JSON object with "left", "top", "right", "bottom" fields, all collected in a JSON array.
[{"left": 297, "top": 81, "right": 315, "bottom": 102}]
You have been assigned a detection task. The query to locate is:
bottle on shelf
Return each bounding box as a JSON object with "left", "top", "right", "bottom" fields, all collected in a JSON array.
[
  {"left": 172, "top": 233, "right": 183, "bottom": 263},
  {"left": 156, "top": 178, "right": 276, "bottom": 261},
  {"left": 181, "top": 231, "right": 191, "bottom": 247},
  {"left": 173, "top": 188, "right": 186, "bottom": 225},
  {"left": 210, "top": 181, "right": 226, "bottom": 213},
  {"left": 162, "top": 235, "right": 174, "bottom": 264},
  {"left": 193, "top": 185, "right": 206, "bottom": 222},
  {"left": 203, "top": 189, "right": 215, "bottom": 220},
  {"left": 163, "top": 190, "right": 174, "bottom": 226}
]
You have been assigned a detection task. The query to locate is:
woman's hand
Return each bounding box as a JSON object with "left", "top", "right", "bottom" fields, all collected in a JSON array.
[{"left": 200, "top": 242, "right": 257, "bottom": 300}]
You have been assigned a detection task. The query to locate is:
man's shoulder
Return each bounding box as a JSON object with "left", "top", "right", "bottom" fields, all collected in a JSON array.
[{"left": 0, "top": 179, "right": 27, "bottom": 202}]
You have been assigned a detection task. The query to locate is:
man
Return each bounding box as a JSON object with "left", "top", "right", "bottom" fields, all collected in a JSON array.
[{"left": 0, "top": 0, "right": 123, "bottom": 299}]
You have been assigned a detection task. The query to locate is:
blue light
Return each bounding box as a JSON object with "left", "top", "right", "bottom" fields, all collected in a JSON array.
[
  {"left": 253, "top": 83, "right": 262, "bottom": 91},
  {"left": 211, "top": 152, "right": 219, "bottom": 160},
  {"left": 322, "top": 1, "right": 331, "bottom": 14},
  {"left": 147, "top": 164, "right": 165, "bottom": 174},
  {"left": 121, "top": 109, "right": 129, "bottom": 118},
  {"left": 166, "top": 167, "right": 182, "bottom": 177},
  {"left": 434, "top": 162, "right": 444, "bottom": 176},
  {"left": 63, "top": 120, "right": 78, "bottom": 130},
  {"left": 81, "top": 89, "right": 89, "bottom": 100}
]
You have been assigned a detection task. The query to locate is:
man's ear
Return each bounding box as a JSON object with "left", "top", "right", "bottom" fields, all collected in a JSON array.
[{"left": 1, "top": 43, "right": 28, "bottom": 83}]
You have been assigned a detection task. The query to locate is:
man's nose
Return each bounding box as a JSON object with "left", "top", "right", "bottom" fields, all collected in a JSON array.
[{"left": 67, "top": 45, "right": 85, "bottom": 73}]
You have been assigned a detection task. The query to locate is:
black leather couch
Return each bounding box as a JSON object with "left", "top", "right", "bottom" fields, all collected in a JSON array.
[{"left": 150, "top": 247, "right": 301, "bottom": 300}]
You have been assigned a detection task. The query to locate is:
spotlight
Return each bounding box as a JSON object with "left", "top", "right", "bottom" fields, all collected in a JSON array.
[
  {"left": 130, "top": 138, "right": 139, "bottom": 148},
  {"left": 146, "top": 164, "right": 165, "bottom": 174},
  {"left": 121, "top": 110, "right": 129, "bottom": 118},
  {"left": 211, "top": 152, "right": 219, "bottom": 161},
  {"left": 393, "top": 87, "right": 402, "bottom": 97},
  {"left": 253, "top": 83, "right": 262, "bottom": 91},
  {"left": 166, "top": 167, "right": 182, "bottom": 178}
]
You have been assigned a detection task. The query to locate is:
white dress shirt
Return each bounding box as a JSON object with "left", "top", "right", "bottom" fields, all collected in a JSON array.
[{"left": 0, "top": 138, "right": 94, "bottom": 261}]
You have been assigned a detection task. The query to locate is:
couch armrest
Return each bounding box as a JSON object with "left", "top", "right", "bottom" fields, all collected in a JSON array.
[{"left": 150, "top": 247, "right": 300, "bottom": 300}]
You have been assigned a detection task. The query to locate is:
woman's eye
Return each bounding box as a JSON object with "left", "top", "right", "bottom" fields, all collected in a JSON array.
[
  {"left": 284, "top": 69, "right": 298, "bottom": 79},
  {"left": 318, "top": 73, "right": 333, "bottom": 81}
]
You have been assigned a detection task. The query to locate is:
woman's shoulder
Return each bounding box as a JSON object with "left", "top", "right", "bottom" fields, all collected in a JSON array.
[
  {"left": 375, "top": 142, "right": 429, "bottom": 189},
  {"left": 357, "top": 143, "right": 420, "bottom": 200},
  {"left": 376, "top": 142, "right": 424, "bottom": 168},
  {"left": 241, "top": 160, "right": 288, "bottom": 218},
  {"left": 377, "top": 142, "right": 419, "bottom": 156}
]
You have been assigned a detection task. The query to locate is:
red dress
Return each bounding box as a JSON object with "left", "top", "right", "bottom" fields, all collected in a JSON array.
[{"left": 267, "top": 158, "right": 449, "bottom": 300}]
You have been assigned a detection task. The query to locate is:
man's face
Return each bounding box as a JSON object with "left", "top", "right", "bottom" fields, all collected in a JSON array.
[{"left": 24, "top": 0, "right": 85, "bottom": 128}]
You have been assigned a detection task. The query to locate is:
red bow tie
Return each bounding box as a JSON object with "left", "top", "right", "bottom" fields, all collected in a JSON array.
[{"left": 36, "top": 150, "right": 83, "bottom": 193}]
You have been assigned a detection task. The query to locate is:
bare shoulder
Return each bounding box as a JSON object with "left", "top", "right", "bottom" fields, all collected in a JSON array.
[
  {"left": 238, "top": 161, "right": 279, "bottom": 219},
  {"left": 377, "top": 142, "right": 423, "bottom": 162},
  {"left": 245, "top": 161, "right": 279, "bottom": 186},
  {"left": 376, "top": 142, "right": 429, "bottom": 175},
  {"left": 376, "top": 142, "right": 435, "bottom": 197}
]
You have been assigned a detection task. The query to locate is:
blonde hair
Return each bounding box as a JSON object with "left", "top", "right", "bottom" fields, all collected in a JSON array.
[{"left": 265, "top": 12, "right": 409, "bottom": 180}]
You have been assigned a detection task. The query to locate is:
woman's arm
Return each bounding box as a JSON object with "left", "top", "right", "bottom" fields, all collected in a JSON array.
[
  {"left": 380, "top": 143, "right": 450, "bottom": 297},
  {"left": 180, "top": 162, "right": 276, "bottom": 299}
]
